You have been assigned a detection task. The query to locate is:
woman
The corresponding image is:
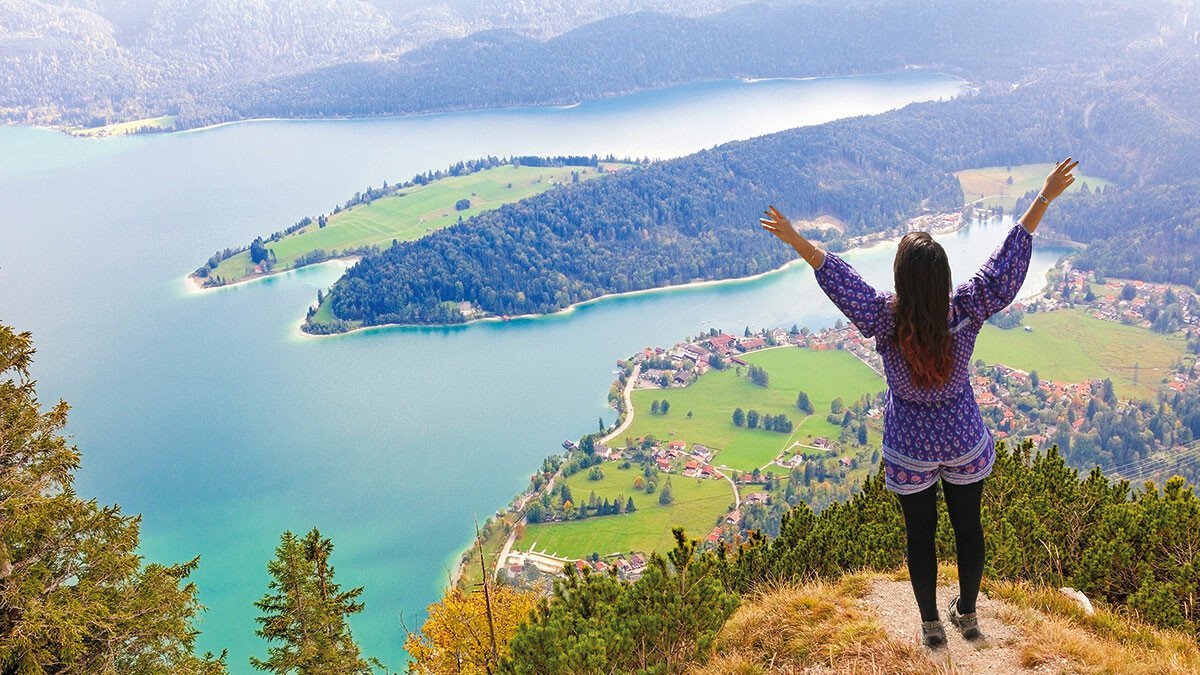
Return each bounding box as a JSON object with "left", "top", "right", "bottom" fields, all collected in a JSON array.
[{"left": 760, "top": 158, "right": 1079, "bottom": 647}]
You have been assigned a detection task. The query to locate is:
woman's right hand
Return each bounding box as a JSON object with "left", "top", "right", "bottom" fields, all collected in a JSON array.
[{"left": 1040, "top": 157, "right": 1079, "bottom": 202}]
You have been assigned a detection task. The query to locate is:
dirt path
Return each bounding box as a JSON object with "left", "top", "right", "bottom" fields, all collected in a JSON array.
[
  {"left": 862, "top": 578, "right": 1037, "bottom": 673},
  {"left": 600, "top": 364, "right": 639, "bottom": 446}
]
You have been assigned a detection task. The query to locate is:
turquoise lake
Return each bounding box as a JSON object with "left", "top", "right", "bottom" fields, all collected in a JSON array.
[{"left": 0, "top": 71, "right": 1065, "bottom": 670}]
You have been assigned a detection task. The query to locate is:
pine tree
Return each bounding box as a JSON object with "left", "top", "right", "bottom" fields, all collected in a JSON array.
[
  {"left": 1103, "top": 378, "right": 1117, "bottom": 405},
  {"left": 0, "top": 324, "right": 227, "bottom": 674},
  {"left": 251, "top": 529, "right": 377, "bottom": 674},
  {"left": 659, "top": 483, "right": 675, "bottom": 506},
  {"left": 502, "top": 529, "right": 736, "bottom": 673},
  {"left": 796, "top": 391, "right": 814, "bottom": 414}
]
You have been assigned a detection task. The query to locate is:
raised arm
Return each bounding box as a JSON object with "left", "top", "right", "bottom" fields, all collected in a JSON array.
[
  {"left": 955, "top": 158, "right": 1078, "bottom": 323},
  {"left": 760, "top": 206, "right": 890, "bottom": 338},
  {"left": 955, "top": 222, "right": 1034, "bottom": 324},
  {"left": 1016, "top": 157, "right": 1078, "bottom": 234},
  {"left": 760, "top": 205, "right": 825, "bottom": 268}
]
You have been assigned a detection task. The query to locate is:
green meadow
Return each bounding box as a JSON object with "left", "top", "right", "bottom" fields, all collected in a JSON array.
[
  {"left": 209, "top": 163, "right": 619, "bottom": 282},
  {"left": 617, "top": 347, "right": 885, "bottom": 472},
  {"left": 70, "top": 115, "right": 176, "bottom": 137},
  {"left": 516, "top": 465, "right": 733, "bottom": 559},
  {"left": 955, "top": 163, "right": 1111, "bottom": 211},
  {"left": 975, "top": 308, "right": 1189, "bottom": 399}
]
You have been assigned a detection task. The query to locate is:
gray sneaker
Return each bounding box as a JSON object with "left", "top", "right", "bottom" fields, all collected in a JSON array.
[
  {"left": 948, "top": 596, "right": 982, "bottom": 640},
  {"left": 920, "top": 619, "right": 946, "bottom": 648}
]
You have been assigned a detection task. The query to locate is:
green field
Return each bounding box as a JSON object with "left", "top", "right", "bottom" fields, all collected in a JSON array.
[
  {"left": 618, "top": 347, "right": 885, "bottom": 472},
  {"left": 209, "top": 163, "right": 620, "bottom": 282},
  {"left": 516, "top": 465, "right": 734, "bottom": 559},
  {"left": 955, "top": 163, "right": 1112, "bottom": 211},
  {"left": 975, "top": 308, "right": 1189, "bottom": 399}
]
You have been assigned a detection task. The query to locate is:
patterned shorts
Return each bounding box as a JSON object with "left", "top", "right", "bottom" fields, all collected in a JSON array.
[{"left": 881, "top": 432, "right": 994, "bottom": 495}]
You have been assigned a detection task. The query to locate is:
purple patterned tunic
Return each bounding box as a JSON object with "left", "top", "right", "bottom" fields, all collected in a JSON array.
[{"left": 812, "top": 223, "right": 1034, "bottom": 494}]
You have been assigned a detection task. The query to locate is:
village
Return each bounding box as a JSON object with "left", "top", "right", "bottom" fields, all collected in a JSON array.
[
  {"left": 1007, "top": 261, "right": 1200, "bottom": 392},
  {"left": 484, "top": 261, "right": 1200, "bottom": 593},
  {"left": 490, "top": 321, "right": 889, "bottom": 591},
  {"left": 632, "top": 321, "right": 883, "bottom": 391},
  {"left": 844, "top": 210, "right": 967, "bottom": 249}
]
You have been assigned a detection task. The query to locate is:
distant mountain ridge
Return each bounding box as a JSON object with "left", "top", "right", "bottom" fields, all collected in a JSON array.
[
  {"left": 207, "top": 0, "right": 1163, "bottom": 127},
  {"left": 0, "top": 0, "right": 1174, "bottom": 128},
  {"left": 0, "top": 0, "right": 738, "bottom": 126}
]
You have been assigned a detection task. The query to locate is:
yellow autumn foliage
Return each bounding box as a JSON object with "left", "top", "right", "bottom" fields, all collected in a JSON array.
[{"left": 404, "top": 583, "right": 539, "bottom": 674}]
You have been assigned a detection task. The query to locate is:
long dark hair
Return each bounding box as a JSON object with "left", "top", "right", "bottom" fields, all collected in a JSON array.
[{"left": 893, "top": 231, "right": 953, "bottom": 388}]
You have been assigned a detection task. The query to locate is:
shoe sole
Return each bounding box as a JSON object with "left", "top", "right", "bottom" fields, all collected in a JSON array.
[{"left": 921, "top": 636, "right": 946, "bottom": 648}]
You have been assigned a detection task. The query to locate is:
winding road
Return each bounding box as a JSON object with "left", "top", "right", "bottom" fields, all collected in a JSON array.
[{"left": 601, "top": 365, "right": 640, "bottom": 446}]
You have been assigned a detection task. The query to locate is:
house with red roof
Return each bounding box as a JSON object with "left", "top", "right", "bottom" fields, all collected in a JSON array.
[{"left": 739, "top": 337, "right": 766, "bottom": 351}]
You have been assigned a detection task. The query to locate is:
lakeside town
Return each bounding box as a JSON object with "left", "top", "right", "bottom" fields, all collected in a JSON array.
[
  {"left": 451, "top": 250, "right": 1200, "bottom": 594},
  {"left": 479, "top": 321, "right": 883, "bottom": 592}
]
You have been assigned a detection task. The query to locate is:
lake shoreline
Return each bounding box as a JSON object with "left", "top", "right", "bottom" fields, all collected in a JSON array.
[
  {"left": 296, "top": 214, "right": 982, "bottom": 339},
  {"left": 297, "top": 257, "right": 815, "bottom": 340},
  {"left": 183, "top": 257, "right": 361, "bottom": 296},
  {"left": 29, "top": 68, "right": 965, "bottom": 139}
]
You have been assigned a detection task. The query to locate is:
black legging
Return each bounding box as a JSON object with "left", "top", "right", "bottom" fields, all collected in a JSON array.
[{"left": 896, "top": 478, "right": 985, "bottom": 622}]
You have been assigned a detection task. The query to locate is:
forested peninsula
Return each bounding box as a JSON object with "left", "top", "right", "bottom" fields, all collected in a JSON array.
[{"left": 303, "top": 44, "right": 1200, "bottom": 333}]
